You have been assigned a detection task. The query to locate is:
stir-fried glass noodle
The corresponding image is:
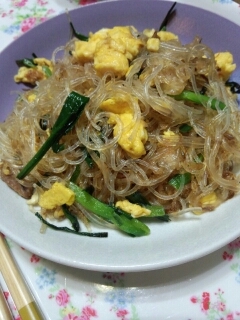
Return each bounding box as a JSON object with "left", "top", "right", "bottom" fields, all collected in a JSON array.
[{"left": 0, "top": 24, "right": 240, "bottom": 236}]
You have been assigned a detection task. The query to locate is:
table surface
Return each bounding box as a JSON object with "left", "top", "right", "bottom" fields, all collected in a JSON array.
[{"left": 1, "top": 0, "right": 240, "bottom": 319}]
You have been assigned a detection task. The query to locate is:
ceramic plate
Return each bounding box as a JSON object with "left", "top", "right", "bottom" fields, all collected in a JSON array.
[{"left": 1, "top": 0, "right": 240, "bottom": 272}]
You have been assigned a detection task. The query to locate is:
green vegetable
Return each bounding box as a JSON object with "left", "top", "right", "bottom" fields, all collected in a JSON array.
[
  {"left": 144, "top": 205, "right": 166, "bottom": 218},
  {"left": 171, "top": 90, "right": 226, "bottom": 110},
  {"left": 62, "top": 204, "right": 80, "bottom": 232},
  {"left": 168, "top": 172, "right": 191, "bottom": 189},
  {"left": 127, "top": 191, "right": 150, "bottom": 205},
  {"left": 16, "top": 53, "right": 52, "bottom": 78},
  {"left": 35, "top": 213, "right": 108, "bottom": 237},
  {"left": 17, "top": 91, "right": 89, "bottom": 179},
  {"left": 126, "top": 191, "right": 169, "bottom": 221},
  {"left": 16, "top": 58, "right": 37, "bottom": 68},
  {"left": 69, "top": 182, "right": 150, "bottom": 237},
  {"left": 83, "top": 148, "right": 95, "bottom": 168},
  {"left": 69, "top": 21, "right": 88, "bottom": 41},
  {"left": 159, "top": 1, "right": 177, "bottom": 31},
  {"left": 42, "top": 65, "right": 52, "bottom": 78},
  {"left": 179, "top": 123, "right": 192, "bottom": 133},
  {"left": 70, "top": 165, "right": 81, "bottom": 183}
]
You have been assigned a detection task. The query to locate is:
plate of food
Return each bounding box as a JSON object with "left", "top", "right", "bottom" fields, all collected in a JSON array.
[{"left": 1, "top": 0, "right": 240, "bottom": 272}]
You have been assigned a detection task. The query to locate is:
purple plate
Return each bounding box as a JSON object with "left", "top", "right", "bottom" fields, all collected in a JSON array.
[{"left": 1, "top": 0, "right": 240, "bottom": 272}]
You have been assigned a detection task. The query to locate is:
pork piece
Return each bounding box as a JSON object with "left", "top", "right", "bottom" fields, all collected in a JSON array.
[{"left": 1, "top": 168, "right": 33, "bottom": 199}]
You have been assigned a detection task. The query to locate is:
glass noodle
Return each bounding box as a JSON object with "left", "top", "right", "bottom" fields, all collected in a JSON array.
[{"left": 0, "top": 27, "right": 240, "bottom": 219}]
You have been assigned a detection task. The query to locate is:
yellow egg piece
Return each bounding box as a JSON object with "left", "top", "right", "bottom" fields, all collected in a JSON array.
[
  {"left": 39, "top": 182, "right": 75, "bottom": 210},
  {"left": 116, "top": 199, "right": 151, "bottom": 218},
  {"left": 109, "top": 113, "right": 148, "bottom": 158},
  {"left": 73, "top": 26, "right": 143, "bottom": 78},
  {"left": 215, "top": 52, "right": 236, "bottom": 81}
]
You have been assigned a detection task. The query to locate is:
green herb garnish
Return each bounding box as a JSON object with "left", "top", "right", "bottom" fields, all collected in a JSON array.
[
  {"left": 179, "top": 123, "right": 192, "bottom": 133},
  {"left": 70, "top": 165, "right": 81, "bottom": 183},
  {"left": 62, "top": 204, "right": 80, "bottom": 232},
  {"left": 171, "top": 90, "right": 226, "bottom": 110},
  {"left": 35, "top": 212, "right": 108, "bottom": 237},
  {"left": 168, "top": 172, "right": 191, "bottom": 189},
  {"left": 17, "top": 91, "right": 89, "bottom": 179},
  {"left": 69, "top": 21, "right": 88, "bottom": 41},
  {"left": 159, "top": 2, "right": 177, "bottom": 31},
  {"left": 69, "top": 182, "right": 150, "bottom": 237},
  {"left": 126, "top": 191, "right": 169, "bottom": 222}
]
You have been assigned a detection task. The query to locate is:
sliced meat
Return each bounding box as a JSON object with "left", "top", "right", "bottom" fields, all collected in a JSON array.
[{"left": 1, "top": 170, "right": 33, "bottom": 199}]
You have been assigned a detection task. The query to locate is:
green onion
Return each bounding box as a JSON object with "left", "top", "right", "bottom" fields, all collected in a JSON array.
[
  {"left": 70, "top": 165, "right": 81, "bottom": 183},
  {"left": 171, "top": 90, "right": 226, "bottom": 110},
  {"left": 126, "top": 191, "right": 150, "bottom": 206},
  {"left": 35, "top": 213, "right": 108, "bottom": 237},
  {"left": 69, "top": 21, "right": 88, "bottom": 41},
  {"left": 126, "top": 191, "right": 169, "bottom": 221},
  {"left": 42, "top": 65, "right": 52, "bottom": 78},
  {"left": 179, "top": 123, "right": 192, "bottom": 133},
  {"left": 168, "top": 172, "right": 191, "bottom": 189},
  {"left": 62, "top": 204, "right": 80, "bottom": 232},
  {"left": 16, "top": 58, "right": 37, "bottom": 68},
  {"left": 17, "top": 91, "right": 89, "bottom": 180},
  {"left": 69, "top": 182, "right": 150, "bottom": 237},
  {"left": 159, "top": 2, "right": 177, "bottom": 31}
]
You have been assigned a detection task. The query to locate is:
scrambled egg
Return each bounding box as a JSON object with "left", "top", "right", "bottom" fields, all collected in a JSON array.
[
  {"left": 199, "top": 192, "right": 217, "bottom": 208},
  {"left": 100, "top": 96, "right": 148, "bottom": 158},
  {"left": 163, "top": 130, "right": 176, "bottom": 137},
  {"left": 116, "top": 199, "right": 151, "bottom": 218},
  {"left": 14, "top": 58, "right": 53, "bottom": 85},
  {"left": 215, "top": 52, "right": 236, "bottom": 81},
  {"left": 147, "top": 38, "right": 160, "bottom": 52},
  {"left": 157, "top": 30, "right": 178, "bottom": 42},
  {"left": 144, "top": 29, "right": 178, "bottom": 52},
  {"left": 73, "top": 26, "right": 144, "bottom": 78},
  {"left": 38, "top": 182, "right": 75, "bottom": 216},
  {"left": 27, "top": 93, "right": 36, "bottom": 102}
]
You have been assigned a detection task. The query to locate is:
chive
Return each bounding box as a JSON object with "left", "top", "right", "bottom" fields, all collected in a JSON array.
[
  {"left": 168, "top": 172, "right": 191, "bottom": 189},
  {"left": 156, "top": 215, "right": 171, "bottom": 222},
  {"left": 179, "top": 123, "right": 192, "bottom": 133},
  {"left": 126, "top": 191, "right": 169, "bottom": 221},
  {"left": 17, "top": 92, "right": 89, "bottom": 180},
  {"left": 35, "top": 213, "right": 108, "bottom": 237},
  {"left": 16, "top": 58, "right": 37, "bottom": 68},
  {"left": 69, "top": 21, "right": 88, "bottom": 41},
  {"left": 70, "top": 165, "right": 81, "bottom": 183},
  {"left": 42, "top": 65, "right": 52, "bottom": 78},
  {"left": 84, "top": 149, "right": 95, "bottom": 168},
  {"left": 126, "top": 191, "right": 150, "bottom": 205},
  {"left": 62, "top": 204, "right": 80, "bottom": 232},
  {"left": 69, "top": 182, "right": 150, "bottom": 237},
  {"left": 171, "top": 90, "right": 226, "bottom": 110},
  {"left": 159, "top": 1, "right": 177, "bottom": 31},
  {"left": 16, "top": 53, "right": 38, "bottom": 68}
]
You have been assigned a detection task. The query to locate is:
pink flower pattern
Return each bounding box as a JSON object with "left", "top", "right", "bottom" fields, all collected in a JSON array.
[
  {"left": 1, "top": 1, "right": 240, "bottom": 319},
  {"left": 30, "top": 253, "right": 41, "bottom": 263},
  {"left": 56, "top": 289, "right": 70, "bottom": 307},
  {"left": 190, "top": 288, "right": 240, "bottom": 319}
]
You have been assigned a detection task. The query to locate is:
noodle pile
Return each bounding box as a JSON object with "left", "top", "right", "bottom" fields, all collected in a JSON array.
[{"left": 0, "top": 25, "right": 240, "bottom": 220}]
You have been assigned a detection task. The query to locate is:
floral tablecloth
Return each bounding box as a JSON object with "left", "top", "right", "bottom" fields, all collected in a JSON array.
[{"left": 1, "top": 0, "right": 240, "bottom": 319}]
